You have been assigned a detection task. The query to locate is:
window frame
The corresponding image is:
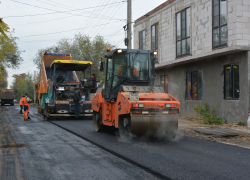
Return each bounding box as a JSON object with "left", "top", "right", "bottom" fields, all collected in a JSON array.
[
  {"left": 160, "top": 75, "right": 168, "bottom": 93},
  {"left": 186, "top": 70, "right": 202, "bottom": 100},
  {"left": 139, "top": 29, "right": 146, "bottom": 50},
  {"left": 212, "top": 0, "right": 228, "bottom": 49},
  {"left": 151, "top": 23, "right": 158, "bottom": 51},
  {"left": 224, "top": 64, "right": 240, "bottom": 100},
  {"left": 176, "top": 7, "right": 191, "bottom": 58}
]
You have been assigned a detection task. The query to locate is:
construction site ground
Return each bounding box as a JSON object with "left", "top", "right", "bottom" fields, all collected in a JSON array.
[{"left": 178, "top": 118, "right": 250, "bottom": 149}]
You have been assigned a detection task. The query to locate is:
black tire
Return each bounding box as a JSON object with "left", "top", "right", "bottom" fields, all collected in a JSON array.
[
  {"left": 11, "top": 104, "right": 14, "bottom": 106},
  {"left": 93, "top": 108, "right": 103, "bottom": 132},
  {"left": 118, "top": 115, "right": 131, "bottom": 139},
  {"left": 1, "top": 104, "right": 4, "bottom": 106}
]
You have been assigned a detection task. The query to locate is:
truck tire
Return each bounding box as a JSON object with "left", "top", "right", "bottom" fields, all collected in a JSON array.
[{"left": 1, "top": 103, "right": 4, "bottom": 106}]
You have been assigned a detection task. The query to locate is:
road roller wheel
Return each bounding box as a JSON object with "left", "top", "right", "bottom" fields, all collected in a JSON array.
[
  {"left": 118, "top": 115, "right": 131, "bottom": 139},
  {"left": 93, "top": 109, "right": 103, "bottom": 132}
]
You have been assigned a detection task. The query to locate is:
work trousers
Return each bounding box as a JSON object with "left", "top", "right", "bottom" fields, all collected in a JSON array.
[
  {"left": 24, "top": 105, "right": 29, "bottom": 120},
  {"left": 20, "top": 105, "right": 23, "bottom": 113},
  {"left": 23, "top": 104, "right": 30, "bottom": 120},
  {"left": 74, "top": 101, "right": 80, "bottom": 115}
]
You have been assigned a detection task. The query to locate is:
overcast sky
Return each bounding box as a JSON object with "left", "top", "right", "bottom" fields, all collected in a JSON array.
[{"left": 1, "top": 0, "right": 167, "bottom": 87}]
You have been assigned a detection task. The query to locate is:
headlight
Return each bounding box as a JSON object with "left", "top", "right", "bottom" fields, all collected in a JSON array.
[{"left": 165, "top": 104, "right": 171, "bottom": 108}]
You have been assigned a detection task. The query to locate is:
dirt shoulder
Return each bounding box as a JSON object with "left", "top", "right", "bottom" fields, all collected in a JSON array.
[{"left": 178, "top": 118, "right": 250, "bottom": 149}]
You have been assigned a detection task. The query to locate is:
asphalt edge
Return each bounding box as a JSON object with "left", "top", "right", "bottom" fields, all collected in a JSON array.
[{"left": 49, "top": 121, "right": 172, "bottom": 180}]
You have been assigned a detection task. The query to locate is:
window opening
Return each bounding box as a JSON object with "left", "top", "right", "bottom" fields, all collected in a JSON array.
[
  {"left": 224, "top": 65, "right": 239, "bottom": 99},
  {"left": 212, "top": 0, "right": 227, "bottom": 48},
  {"left": 176, "top": 7, "right": 191, "bottom": 57},
  {"left": 186, "top": 70, "right": 202, "bottom": 100}
]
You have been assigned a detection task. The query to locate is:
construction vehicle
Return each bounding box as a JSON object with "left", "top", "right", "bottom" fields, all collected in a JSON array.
[
  {"left": 37, "top": 52, "right": 97, "bottom": 120},
  {"left": 1, "top": 89, "right": 14, "bottom": 106},
  {"left": 92, "top": 48, "right": 180, "bottom": 140}
]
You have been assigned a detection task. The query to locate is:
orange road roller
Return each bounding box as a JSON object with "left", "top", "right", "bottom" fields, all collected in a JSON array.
[{"left": 92, "top": 48, "right": 180, "bottom": 140}]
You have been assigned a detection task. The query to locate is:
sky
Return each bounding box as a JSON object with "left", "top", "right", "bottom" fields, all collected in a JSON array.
[{"left": 1, "top": 0, "right": 167, "bottom": 87}]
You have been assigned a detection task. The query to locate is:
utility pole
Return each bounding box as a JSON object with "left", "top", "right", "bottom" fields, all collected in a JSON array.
[
  {"left": 127, "top": 0, "right": 132, "bottom": 49},
  {"left": 34, "top": 71, "right": 36, "bottom": 104}
]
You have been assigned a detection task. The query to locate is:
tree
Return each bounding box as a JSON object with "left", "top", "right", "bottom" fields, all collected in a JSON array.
[
  {"left": 0, "top": 18, "right": 23, "bottom": 79},
  {"left": 0, "top": 69, "right": 7, "bottom": 94},
  {"left": 11, "top": 73, "right": 35, "bottom": 101}
]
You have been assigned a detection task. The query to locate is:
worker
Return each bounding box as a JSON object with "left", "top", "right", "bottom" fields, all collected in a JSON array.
[
  {"left": 116, "top": 64, "right": 139, "bottom": 78},
  {"left": 19, "top": 95, "right": 25, "bottom": 114},
  {"left": 23, "top": 93, "right": 32, "bottom": 121},
  {"left": 73, "top": 89, "right": 81, "bottom": 118}
]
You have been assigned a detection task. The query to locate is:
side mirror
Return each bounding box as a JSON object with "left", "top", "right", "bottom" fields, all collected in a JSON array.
[{"left": 100, "top": 61, "right": 104, "bottom": 72}]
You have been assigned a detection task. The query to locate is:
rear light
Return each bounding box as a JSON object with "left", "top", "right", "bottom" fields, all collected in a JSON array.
[
  {"left": 171, "top": 104, "right": 177, "bottom": 107},
  {"left": 133, "top": 104, "right": 139, "bottom": 108},
  {"left": 132, "top": 103, "right": 144, "bottom": 108},
  {"left": 165, "top": 103, "right": 177, "bottom": 108},
  {"left": 135, "top": 111, "right": 140, "bottom": 114}
]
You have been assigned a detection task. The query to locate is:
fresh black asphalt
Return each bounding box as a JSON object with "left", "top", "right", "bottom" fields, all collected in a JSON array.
[{"left": 52, "top": 119, "right": 250, "bottom": 180}]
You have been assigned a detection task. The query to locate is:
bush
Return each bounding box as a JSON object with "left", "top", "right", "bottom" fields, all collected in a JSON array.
[
  {"left": 237, "top": 121, "right": 245, "bottom": 126},
  {"left": 194, "top": 103, "right": 226, "bottom": 125}
]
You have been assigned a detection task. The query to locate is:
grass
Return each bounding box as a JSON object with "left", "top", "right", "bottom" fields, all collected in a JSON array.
[
  {"left": 194, "top": 103, "right": 227, "bottom": 125},
  {"left": 237, "top": 121, "right": 246, "bottom": 126}
]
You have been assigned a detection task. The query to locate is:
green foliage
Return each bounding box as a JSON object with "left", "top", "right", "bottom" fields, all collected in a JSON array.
[
  {"left": 32, "top": 34, "right": 115, "bottom": 84},
  {"left": 237, "top": 121, "right": 245, "bottom": 126},
  {"left": 11, "top": 73, "right": 35, "bottom": 101},
  {"left": 194, "top": 103, "right": 226, "bottom": 125},
  {"left": 0, "top": 19, "right": 23, "bottom": 80}
]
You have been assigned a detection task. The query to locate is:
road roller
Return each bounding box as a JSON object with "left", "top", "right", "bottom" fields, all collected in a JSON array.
[{"left": 92, "top": 48, "right": 180, "bottom": 140}]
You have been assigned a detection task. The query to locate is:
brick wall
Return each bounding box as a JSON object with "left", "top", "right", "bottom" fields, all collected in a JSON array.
[{"left": 134, "top": 0, "right": 250, "bottom": 65}]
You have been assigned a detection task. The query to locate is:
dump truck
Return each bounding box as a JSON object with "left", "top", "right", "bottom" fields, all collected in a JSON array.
[
  {"left": 37, "top": 52, "right": 97, "bottom": 120},
  {"left": 1, "top": 89, "right": 14, "bottom": 106},
  {"left": 92, "top": 48, "right": 180, "bottom": 140}
]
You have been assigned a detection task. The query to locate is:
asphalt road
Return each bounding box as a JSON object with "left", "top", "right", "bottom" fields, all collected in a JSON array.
[
  {"left": 0, "top": 104, "right": 158, "bottom": 180},
  {"left": 1, "top": 104, "right": 250, "bottom": 180},
  {"left": 51, "top": 115, "right": 250, "bottom": 180}
]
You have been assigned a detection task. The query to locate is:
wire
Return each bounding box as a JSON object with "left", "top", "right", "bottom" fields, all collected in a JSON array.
[
  {"left": 91, "top": 2, "right": 124, "bottom": 37},
  {"left": 18, "top": 20, "right": 121, "bottom": 38},
  {"left": 87, "top": 0, "right": 118, "bottom": 36},
  {"left": 73, "top": 0, "right": 106, "bottom": 37},
  {"left": 5, "top": 0, "right": 125, "bottom": 19}
]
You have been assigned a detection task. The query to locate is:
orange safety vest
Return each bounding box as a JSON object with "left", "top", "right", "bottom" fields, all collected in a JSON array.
[
  {"left": 23, "top": 97, "right": 29, "bottom": 105},
  {"left": 19, "top": 98, "right": 23, "bottom": 105}
]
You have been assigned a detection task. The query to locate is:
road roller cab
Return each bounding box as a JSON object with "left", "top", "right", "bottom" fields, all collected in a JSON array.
[{"left": 92, "top": 48, "right": 180, "bottom": 140}]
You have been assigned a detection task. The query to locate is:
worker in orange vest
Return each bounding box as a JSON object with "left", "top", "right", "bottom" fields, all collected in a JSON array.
[
  {"left": 19, "top": 96, "right": 25, "bottom": 114},
  {"left": 116, "top": 63, "right": 139, "bottom": 78},
  {"left": 23, "top": 93, "right": 32, "bottom": 121}
]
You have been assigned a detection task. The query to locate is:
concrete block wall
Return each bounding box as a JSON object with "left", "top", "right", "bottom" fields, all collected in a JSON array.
[{"left": 134, "top": 0, "right": 250, "bottom": 64}]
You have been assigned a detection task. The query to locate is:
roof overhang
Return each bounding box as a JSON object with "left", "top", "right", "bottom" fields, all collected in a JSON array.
[
  {"left": 155, "top": 45, "right": 250, "bottom": 70},
  {"left": 50, "top": 60, "right": 93, "bottom": 71}
]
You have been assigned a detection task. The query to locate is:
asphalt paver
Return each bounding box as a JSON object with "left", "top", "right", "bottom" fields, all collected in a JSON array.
[
  {"left": 52, "top": 118, "right": 250, "bottom": 180},
  {"left": 0, "top": 105, "right": 158, "bottom": 180}
]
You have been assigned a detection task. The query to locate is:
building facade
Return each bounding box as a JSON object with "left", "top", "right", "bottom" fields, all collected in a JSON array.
[{"left": 134, "top": 0, "right": 250, "bottom": 123}]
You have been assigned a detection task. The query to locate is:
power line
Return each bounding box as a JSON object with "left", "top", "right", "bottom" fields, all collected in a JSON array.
[
  {"left": 18, "top": 20, "right": 121, "bottom": 38},
  {"left": 74, "top": 0, "right": 107, "bottom": 36},
  {"left": 5, "top": 0, "right": 125, "bottom": 19},
  {"left": 91, "top": 2, "right": 124, "bottom": 37}
]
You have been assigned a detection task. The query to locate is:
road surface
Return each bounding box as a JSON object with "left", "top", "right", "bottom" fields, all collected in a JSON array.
[{"left": 1, "top": 104, "right": 250, "bottom": 180}]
